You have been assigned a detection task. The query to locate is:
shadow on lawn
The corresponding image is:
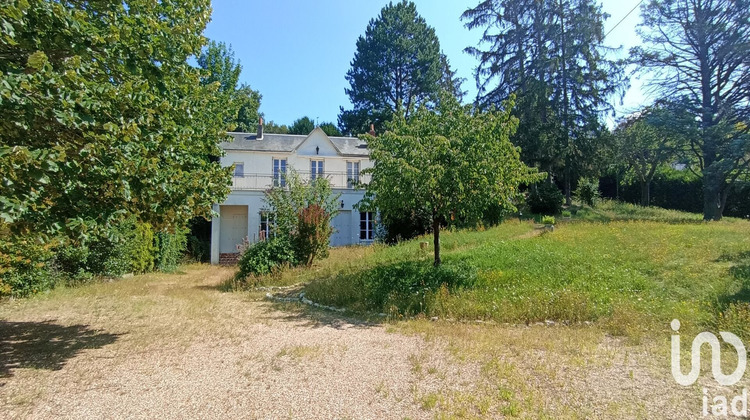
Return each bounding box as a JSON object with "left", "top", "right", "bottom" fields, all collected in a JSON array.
[
  {"left": 716, "top": 251, "right": 750, "bottom": 305},
  {"left": 0, "top": 320, "right": 120, "bottom": 383}
]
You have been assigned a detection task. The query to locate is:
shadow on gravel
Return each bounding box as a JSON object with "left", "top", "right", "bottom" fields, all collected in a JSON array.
[
  {"left": 0, "top": 320, "right": 120, "bottom": 383},
  {"left": 263, "top": 301, "right": 383, "bottom": 330}
]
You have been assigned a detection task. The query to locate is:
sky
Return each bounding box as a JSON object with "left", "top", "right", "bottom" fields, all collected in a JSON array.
[{"left": 204, "top": 0, "right": 649, "bottom": 128}]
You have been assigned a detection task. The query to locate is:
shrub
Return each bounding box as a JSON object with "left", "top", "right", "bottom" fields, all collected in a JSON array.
[
  {"left": 154, "top": 229, "right": 187, "bottom": 273},
  {"left": 527, "top": 182, "right": 564, "bottom": 215},
  {"left": 0, "top": 234, "right": 57, "bottom": 297},
  {"left": 54, "top": 244, "right": 94, "bottom": 284},
  {"left": 541, "top": 215, "right": 556, "bottom": 225},
  {"left": 294, "top": 204, "right": 334, "bottom": 266},
  {"left": 562, "top": 210, "right": 572, "bottom": 218},
  {"left": 575, "top": 177, "right": 601, "bottom": 207},
  {"left": 125, "top": 222, "right": 156, "bottom": 274},
  {"left": 235, "top": 237, "right": 298, "bottom": 282}
]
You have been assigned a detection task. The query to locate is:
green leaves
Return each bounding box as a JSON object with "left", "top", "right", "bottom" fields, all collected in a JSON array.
[
  {"left": 339, "top": 1, "right": 460, "bottom": 135},
  {"left": 0, "top": 0, "right": 232, "bottom": 241},
  {"left": 26, "top": 50, "right": 46, "bottom": 70},
  {"left": 362, "top": 94, "right": 543, "bottom": 263}
]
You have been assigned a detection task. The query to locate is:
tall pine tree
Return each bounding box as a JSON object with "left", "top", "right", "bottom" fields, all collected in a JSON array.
[
  {"left": 339, "top": 1, "right": 463, "bottom": 135},
  {"left": 463, "top": 0, "right": 624, "bottom": 203}
]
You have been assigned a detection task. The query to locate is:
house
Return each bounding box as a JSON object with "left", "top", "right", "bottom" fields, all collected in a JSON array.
[{"left": 210, "top": 120, "right": 374, "bottom": 265}]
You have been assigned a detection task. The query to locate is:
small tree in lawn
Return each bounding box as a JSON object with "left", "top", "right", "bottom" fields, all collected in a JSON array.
[
  {"left": 295, "top": 204, "right": 335, "bottom": 266},
  {"left": 264, "top": 171, "right": 340, "bottom": 266},
  {"left": 361, "top": 94, "right": 544, "bottom": 266}
]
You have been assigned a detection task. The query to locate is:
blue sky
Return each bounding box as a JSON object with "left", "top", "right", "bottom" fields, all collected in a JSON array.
[{"left": 204, "top": 0, "right": 647, "bottom": 128}]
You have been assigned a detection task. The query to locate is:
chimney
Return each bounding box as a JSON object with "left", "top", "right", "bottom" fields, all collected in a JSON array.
[
  {"left": 368, "top": 124, "right": 376, "bottom": 137},
  {"left": 257, "top": 117, "right": 264, "bottom": 139}
]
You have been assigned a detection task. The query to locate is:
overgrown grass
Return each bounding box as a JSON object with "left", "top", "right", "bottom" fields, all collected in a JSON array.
[{"left": 256, "top": 203, "right": 750, "bottom": 339}]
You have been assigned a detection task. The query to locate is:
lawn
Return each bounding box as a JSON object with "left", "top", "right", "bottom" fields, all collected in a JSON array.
[{"left": 251, "top": 201, "right": 750, "bottom": 341}]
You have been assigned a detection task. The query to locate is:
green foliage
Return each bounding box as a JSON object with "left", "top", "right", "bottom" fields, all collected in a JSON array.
[
  {"left": 127, "top": 223, "right": 156, "bottom": 274},
  {"left": 197, "top": 40, "right": 262, "bottom": 133},
  {"left": 633, "top": 0, "right": 750, "bottom": 220},
  {"left": 0, "top": 233, "right": 56, "bottom": 297},
  {"left": 541, "top": 215, "right": 555, "bottom": 225},
  {"left": 235, "top": 237, "right": 298, "bottom": 281},
  {"left": 574, "top": 178, "right": 601, "bottom": 207},
  {"left": 362, "top": 94, "right": 543, "bottom": 265},
  {"left": 264, "top": 171, "right": 341, "bottom": 245},
  {"left": 55, "top": 220, "right": 156, "bottom": 282},
  {"left": 318, "top": 122, "right": 343, "bottom": 137},
  {"left": 339, "top": 0, "right": 461, "bottom": 135},
  {"left": 526, "top": 182, "right": 564, "bottom": 215},
  {"left": 154, "top": 230, "right": 187, "bottom": 273},
  {"left": 462, "top": 0, "right": 626, "bottom": 201},
  {"left": 0, "top": 0, "right": 232, "bottom": 241},
  {"left": 288, "top": 117, "right": 316, "bottom": 135},
  {"left": 54, "top": 244, "right": 94, "bottom": 284},
  {"left": 294, "top": 204, "right": 334, "bottom": 266},
  {"left": 562, "top": 210, "right": 572, "bottom": 218},
  {"left": 612, "top": 103, "right": 686, "bottom": 206},
  {"left": 263, "top": 120, "right": 290, "bottom": 134}
]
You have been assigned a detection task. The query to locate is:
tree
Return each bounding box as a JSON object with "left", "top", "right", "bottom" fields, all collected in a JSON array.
[
  {"left": 339, "top": 1, "right": 462, "bottom": 136},
  {"left": 264, "top": 171, "right": 340, "bottom": 266},
  {"left": 360, "top": 95, "right": 543, "bottom": 266},
  {"left": 263, "top": 120, "right": 290, "bottom": 134},
  {"left": 197, "top": 40, "right": 262, "bottom": 132},
  {"left": 462, "top": 0, "right": 625, "bottom": 204},
  {"left": 613, "top": 103, "right": 684, "bottom": 206},
  {"left": 0, "top": 0, "right": 232, "bottom": 240},
  {"left": 288, "top": 116, "right": 316, "bottom": 135},
  {"left": 633, "top": 0, "right": 750, "bottom": 220},
  {"left": 319, "top": 122, "right": 343, "bottom": 137}
]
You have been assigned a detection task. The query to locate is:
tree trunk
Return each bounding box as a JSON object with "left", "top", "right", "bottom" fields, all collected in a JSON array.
[
  {"left": 564, "top": 165, "right": 572, "bottom": 206},
  {"left": 433, "top": 217, "right": 441, "bottom": 267},
  {"left": 703, "top": 168, "right": 724, "bottom": 221},
  {"left": 640, "top": 180, "right": 650, "bottom": 207}
]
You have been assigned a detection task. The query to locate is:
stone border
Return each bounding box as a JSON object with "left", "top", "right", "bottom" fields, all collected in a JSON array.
[{"left": 263, "top": 288, "right": 592, "bottom": 327}]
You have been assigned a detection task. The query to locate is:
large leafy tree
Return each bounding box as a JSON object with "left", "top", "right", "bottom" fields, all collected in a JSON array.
[
  {"left": 0, "top": 0, "right": 232, "bottom": 239},
  {"left": 633, "top": 0, "right": 750, "bottom": 220},
  {"left": 339, "top": 0, "right": 463, "bottom": 136},
  {"left": 361, "top": 95, "right": 543, "bottom": 266},
  {"left": 463, "top": 0, "right": 624, "bottom": 204},
  {"left": 197, "top": 41, "right": 262, "bottom": 133},
  {"left": 613, "top": 103, "right": 686, "bottom": 206}
]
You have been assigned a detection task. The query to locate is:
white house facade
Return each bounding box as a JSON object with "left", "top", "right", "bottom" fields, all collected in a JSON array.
[{"left": 210, "top": 122, "right": 374, "bottom": 265}]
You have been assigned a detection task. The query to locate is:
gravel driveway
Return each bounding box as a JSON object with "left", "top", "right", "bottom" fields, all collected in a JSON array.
[
  {"left": 0, "top": 265, "right": 716, "bottom": 419},
  {"left": 0, "top": 266, "right": 479, "bottom": 419}
]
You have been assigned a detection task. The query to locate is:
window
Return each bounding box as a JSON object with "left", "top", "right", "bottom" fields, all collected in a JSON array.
[
  {"left": 233, "top": 163, "right": 244, "bottom": 177},
  {"left": 359, "top": 212, "right": 374, "bottom": 241},
  {"left": 273, "top": 158, "right": 287, "bottom": 187},
  {"left": 259, "top": 211, "right": 275, "bottom": 241},
  {"left": 311, "top": 160, "right": 324, "bottom": 180},
  {"left": 347, "top": 161, "right": 360, "bottom": 188}
]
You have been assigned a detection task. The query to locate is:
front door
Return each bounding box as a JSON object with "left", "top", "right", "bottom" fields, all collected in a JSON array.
[{"left": 220, "top": 205, "right": 248, "bottom": 253}]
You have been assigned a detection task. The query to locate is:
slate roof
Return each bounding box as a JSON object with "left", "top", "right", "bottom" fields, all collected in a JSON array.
[{"left": 222, "top": 131, "right": 369, "bottom": 157}]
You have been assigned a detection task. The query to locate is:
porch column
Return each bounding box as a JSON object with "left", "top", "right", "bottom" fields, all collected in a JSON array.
[{"left": 210, "top": 203, "right": 221, "bottom": 265}]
